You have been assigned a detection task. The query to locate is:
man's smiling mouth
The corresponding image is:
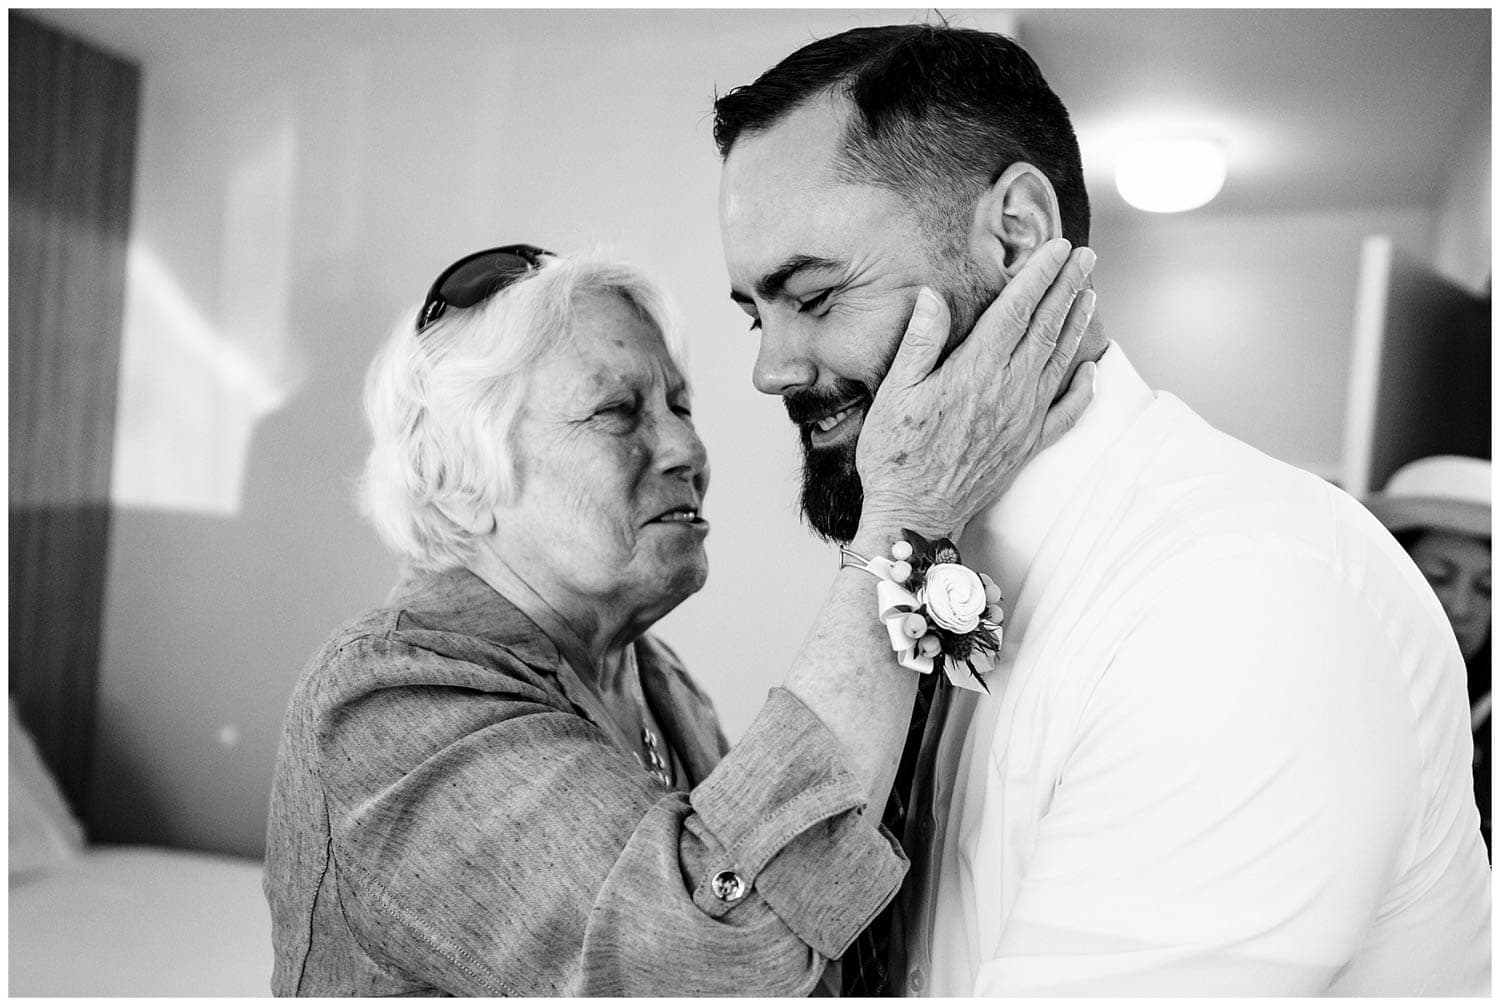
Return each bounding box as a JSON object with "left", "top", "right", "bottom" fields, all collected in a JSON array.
[
  {"left": 815, "top": 405, "right": 856, "bottom": 433},
  {"left": 806, "top": 399, "right": 868, "bottom": 447}
]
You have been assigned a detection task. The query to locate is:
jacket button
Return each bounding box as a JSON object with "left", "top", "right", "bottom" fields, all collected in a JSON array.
[
  {"left": 711, "top": 870, "right": 747, "bottom": 902},
  {"left": 909, "top": 969, "right": 925, "bottom": 992}
]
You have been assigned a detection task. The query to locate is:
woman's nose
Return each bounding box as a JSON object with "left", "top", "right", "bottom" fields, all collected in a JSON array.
[
  {"left": 657, "top": 411, "right": 709, "bottom": 488},
  {"left": 752, "top": 320, "right": 817, "bottom": 396}
]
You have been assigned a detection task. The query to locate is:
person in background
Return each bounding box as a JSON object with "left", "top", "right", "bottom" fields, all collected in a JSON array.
[
  {"left": 262, "top": 243, "right": 1095, "bottom": 995},
  {"left": 1367, "top": 455, "right": 1492, "bottom": 858},
  {"left": 712, "top": 22, "right": 1491, "bottom": 996}
]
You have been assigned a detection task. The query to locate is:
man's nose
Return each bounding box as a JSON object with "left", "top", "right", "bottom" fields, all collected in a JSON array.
[{"left": 752, "top": 320, "right": 816, "bottom": 396}]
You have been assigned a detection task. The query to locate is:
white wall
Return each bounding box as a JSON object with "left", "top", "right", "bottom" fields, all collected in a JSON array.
[
  {"left": 1089, "top": 206, "right": 1435, "bottom": 480},
  {"left": 1433, "top": 43, "right": 1492, "bottom": 293},
  {"left": 35, "top": 9, "right": 1475, "bottom": 857}
]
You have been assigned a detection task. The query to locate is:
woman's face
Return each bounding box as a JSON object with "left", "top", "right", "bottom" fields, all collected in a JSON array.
[
  {"left": 1409, "top": 529, "right": 1491, "bottom": 663},
  {"left": 493, "top": 290, "right": 710, "bottom": 632}
]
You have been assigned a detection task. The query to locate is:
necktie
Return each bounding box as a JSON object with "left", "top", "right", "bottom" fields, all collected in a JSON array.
[{"left": 842, "top": 669, "right": 941, "bottom": 996}]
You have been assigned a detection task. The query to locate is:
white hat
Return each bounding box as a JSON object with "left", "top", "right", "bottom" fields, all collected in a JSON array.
[{"left": 1365, "top": 455, "right": 1491, "bottom": 539}]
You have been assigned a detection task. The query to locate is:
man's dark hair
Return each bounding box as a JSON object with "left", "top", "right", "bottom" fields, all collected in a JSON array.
[{"left": 712, "top": 23, "right": 1090, "bottom": 247}]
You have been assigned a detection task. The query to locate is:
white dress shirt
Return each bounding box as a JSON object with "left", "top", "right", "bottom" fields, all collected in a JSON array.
[{"left": 904, "top": 344, "right": 1491, "bottom": 996}]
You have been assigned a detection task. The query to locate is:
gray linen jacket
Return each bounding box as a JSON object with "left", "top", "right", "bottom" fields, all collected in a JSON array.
[{"left": 263, "top": 567, "right": 906, "bottom": 995}]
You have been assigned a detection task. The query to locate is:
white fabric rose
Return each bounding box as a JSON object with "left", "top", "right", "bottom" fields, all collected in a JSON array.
[{"left": 920, "top": 563, "right": 986, "bottom": 633}]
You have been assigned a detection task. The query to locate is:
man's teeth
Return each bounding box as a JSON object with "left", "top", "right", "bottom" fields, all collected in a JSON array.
[
  {"left": 658, "top": 509, "right": 699, "bottom": 522},
  {"left": 815, "top": 406, "right": 856, "bottom": 433}
]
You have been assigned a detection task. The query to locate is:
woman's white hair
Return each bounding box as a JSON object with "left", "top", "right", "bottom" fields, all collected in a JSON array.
[{"left": 359, "top": 249, "right": 685, "bottom": 571}]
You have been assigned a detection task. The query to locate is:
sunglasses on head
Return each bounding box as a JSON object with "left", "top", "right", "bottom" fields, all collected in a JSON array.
[{"left": 415, "top": 243, "right": 555, "bottom": 333}]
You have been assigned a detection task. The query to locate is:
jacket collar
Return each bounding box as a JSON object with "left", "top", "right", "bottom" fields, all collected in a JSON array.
[
  {"left": 385, "top": 565, "right": 723, "bottom": 786},
  {"left": 385, "top": 565, "right": 567, "bottom": 673}
]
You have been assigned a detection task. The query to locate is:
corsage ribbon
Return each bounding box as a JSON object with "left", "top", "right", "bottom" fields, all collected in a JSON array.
[{"left": 842, "top": 531, "right": 1004, "bottom": 694}]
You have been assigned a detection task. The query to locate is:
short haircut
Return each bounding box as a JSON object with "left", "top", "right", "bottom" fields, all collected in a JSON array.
[
  {"left": 359, "top": 250, "right": 683, "bottom": 571},
  {"left": 712, "top": 23, "right": 1090, "bottom": 248}
]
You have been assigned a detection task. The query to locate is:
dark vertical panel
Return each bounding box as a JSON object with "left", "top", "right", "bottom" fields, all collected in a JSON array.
[
  {"left": 1369, "top": 251, "right": 1491, "bottom": 493},
  {"left": 8, "top": 12, "right": 139, "bottom": 821}
]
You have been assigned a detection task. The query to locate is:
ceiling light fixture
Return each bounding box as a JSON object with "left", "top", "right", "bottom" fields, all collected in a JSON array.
[{"left": 1115, "top": 137, "right": 1228, "bottom": 213}]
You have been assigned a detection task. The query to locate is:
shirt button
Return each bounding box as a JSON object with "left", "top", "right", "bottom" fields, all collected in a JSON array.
[
  {"left": 710, "top": 869, "right": 746, "bottom": 902},
  {"left": 909, "top": 969, "right": 925, "bottom": 992}
]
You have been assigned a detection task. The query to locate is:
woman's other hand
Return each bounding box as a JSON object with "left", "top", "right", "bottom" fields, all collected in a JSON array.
[{"left": 857, "top": 238, "right": 1097, "bottom": 539}]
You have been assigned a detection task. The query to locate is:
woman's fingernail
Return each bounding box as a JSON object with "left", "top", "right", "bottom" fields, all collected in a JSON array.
[
  {"left": 1085, "top": 360, "right": 1098, "bottom": 393},
  {"left": 1051, "top": 238, "right": 1072, "bottom": 262},
  {"left": 1079, "top": 247, "right": 1097, "bottom": 275},
  {"left": 1078, "top": 289, "right": 1097, "bottom": 317},
  {"left": 912, "top": 287, "right": 939, "bottom": 327}
]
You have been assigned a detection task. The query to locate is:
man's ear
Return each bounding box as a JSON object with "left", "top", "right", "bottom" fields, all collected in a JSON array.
[{"left": 970, "top": 162, "right": 1064, "bottom": 279}]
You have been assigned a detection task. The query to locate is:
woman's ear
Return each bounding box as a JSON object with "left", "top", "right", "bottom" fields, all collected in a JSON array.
[
  {"left": 437, "top": 498, "right": 497, "bottom": 537},
  {"left": 970, "top": 162, "right": 1064, "bottom": 279}
]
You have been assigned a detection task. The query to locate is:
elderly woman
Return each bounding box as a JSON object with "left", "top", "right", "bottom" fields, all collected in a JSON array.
[
  {"left": 264, "top": 241, "right": 1095, "bottom": 995},
  {"left": 1367, "top": 455, "right": 1492, "bottom": 856}
]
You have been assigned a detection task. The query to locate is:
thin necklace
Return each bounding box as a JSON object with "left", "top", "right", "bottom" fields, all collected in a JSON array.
[{"left": 625, "top": 648, "right": 673, "bottom": 787}]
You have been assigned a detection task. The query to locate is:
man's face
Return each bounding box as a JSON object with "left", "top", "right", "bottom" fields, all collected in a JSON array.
[{"left": 718, "top": 96, "right": 990, "bottom": 542}]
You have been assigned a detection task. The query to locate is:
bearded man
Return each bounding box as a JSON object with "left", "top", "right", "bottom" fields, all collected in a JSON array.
[{"left": 713, "top": 23, "right": 1490, "bottom": 996}]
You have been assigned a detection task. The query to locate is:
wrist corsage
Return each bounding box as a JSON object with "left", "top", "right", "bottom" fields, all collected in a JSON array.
[{"left": 840, "top": 530, "right": 1004, "bottom": 693}]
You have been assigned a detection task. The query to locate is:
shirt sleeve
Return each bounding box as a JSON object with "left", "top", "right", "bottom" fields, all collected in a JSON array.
[
  {"left": 970, "top": 548, "right": 1423, "bottom": 995},
  {"left": 314, "top": 635, "right": 906, "bottom": 996}
]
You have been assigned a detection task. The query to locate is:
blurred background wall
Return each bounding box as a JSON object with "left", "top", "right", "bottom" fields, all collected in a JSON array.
[{"left": 16, "top": 8, "right": 1491, "bottom": 858}]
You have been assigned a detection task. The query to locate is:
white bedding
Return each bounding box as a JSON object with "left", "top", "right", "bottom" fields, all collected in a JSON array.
[{"left": 8, "top": 845, "right": 272, "bottom": 996}]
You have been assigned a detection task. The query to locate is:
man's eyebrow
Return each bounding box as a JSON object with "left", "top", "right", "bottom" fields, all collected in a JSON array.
[{"left": 729, "top": 254, "right": 844, "bottom": 305}]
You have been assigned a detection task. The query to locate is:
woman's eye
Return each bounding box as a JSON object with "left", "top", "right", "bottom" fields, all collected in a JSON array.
[{"left": 596, "top": 401, "right": 636, "bottom": 419}]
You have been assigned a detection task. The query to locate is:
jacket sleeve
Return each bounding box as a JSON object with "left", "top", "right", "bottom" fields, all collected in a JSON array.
[{"left": 313, "top": 633, "right": 907, "bottom": 996}]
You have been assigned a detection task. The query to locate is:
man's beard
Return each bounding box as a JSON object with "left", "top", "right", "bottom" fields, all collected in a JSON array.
[
  {"left": 790, "top": 260, "right": 991, "bottom": 544},
  {"left": 787, "top": 378, "right": 871, "bottom": 544}
]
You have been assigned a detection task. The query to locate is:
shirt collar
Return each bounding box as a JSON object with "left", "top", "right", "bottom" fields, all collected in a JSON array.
[{"left": 959, "top": 342, "right": 1156, "bottom": 601}]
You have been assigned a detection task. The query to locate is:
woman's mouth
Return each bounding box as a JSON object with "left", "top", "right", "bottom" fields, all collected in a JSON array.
[
  {"left": 647, "top": 506, "right": 708, "bottom": 530},
  {"left": 654, "top": 508, "right": 700, "bottom": 523}
]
